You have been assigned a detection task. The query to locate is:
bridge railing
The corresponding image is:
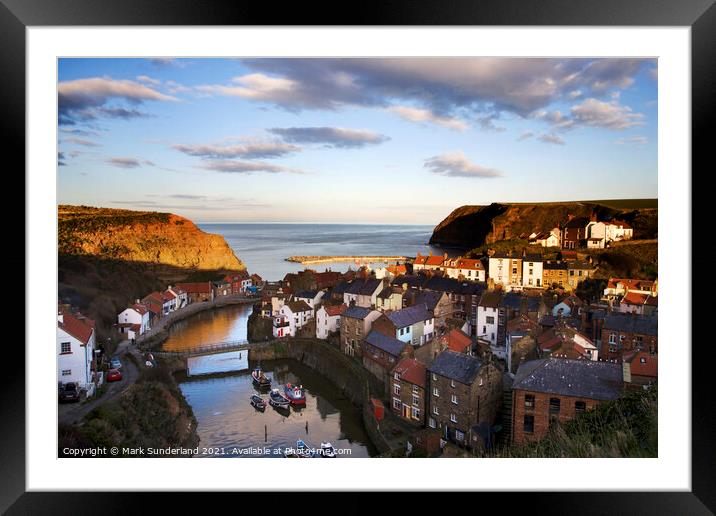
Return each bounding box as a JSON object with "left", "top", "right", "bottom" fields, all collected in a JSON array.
[{"left": 152, "top": 340, "right": 250, "bottom": 357}]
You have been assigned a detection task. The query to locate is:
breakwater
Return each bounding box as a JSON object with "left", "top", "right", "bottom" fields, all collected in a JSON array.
[{"left": 286, "top": 255, "right": 408, "bottom": 265}]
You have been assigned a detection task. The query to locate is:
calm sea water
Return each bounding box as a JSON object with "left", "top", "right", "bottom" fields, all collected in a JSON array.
[{"left": 198, "top": 223, "right": 443, "bottom": 281}]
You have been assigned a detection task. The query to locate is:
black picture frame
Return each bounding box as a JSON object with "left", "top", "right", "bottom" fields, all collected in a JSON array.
[{"left": 4, "top": 0, "right": 713, "bottom": 513}]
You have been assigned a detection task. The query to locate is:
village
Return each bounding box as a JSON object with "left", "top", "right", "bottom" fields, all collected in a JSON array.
[{"left": 57, "top": 213, "right": 657, "bottom": 455}]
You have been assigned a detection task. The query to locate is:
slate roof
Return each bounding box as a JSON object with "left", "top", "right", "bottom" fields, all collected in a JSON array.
[
  {"left": 428, "top": 350, "right": 483, "bottom": 385},
  {"left": 377, "top": 286, "right": 398, "bottom": 299},
  {"left": 391, "top": 274, "right": 425, "bottom": 290},
  {"left": 500, "top": 292, "right": 538, "bottom": 311},
  {"left": 364, "top": 330, "right": 408, "bottom": 357},
  {"left": 386, "top": 304, "right": 431, "bottom": 328},
  {"left": 523, "top": 254, "right": 543, "bottom": 262},
  {"left": 358, "top": 278, "right": 383, "bottom": 296},
  {"left": 342, "top": 305, "right": 374, "bottom": 320},
  {"left": 286, "top": 300, "right": 312, "bottom": 313},
  {"left": 412, "top": 290, "right": 444, "bottom": 311},
  {"left": 564, "top": 216, "right": 590, "bottom": 229},
  {"left": 603, "top": 313, "right": 658, "bottom": 335},
  {"left": 330, "top": 280, "right": 350, "bottom": 296},
  {"left": 512, "top": 357, "right": 623, "bottom": 400},
  {"left": 295, "top": 290, "right": 319, "bottom": 299},
  {"left": 543, "top": 261, "right": 568, "bottom": 270},
  {"left": 345, "top": 279, "right": 365, "bottom": 295}
]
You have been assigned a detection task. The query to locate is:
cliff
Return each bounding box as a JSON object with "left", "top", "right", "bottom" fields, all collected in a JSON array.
[
  {"left": 58, "top": 205, "right": 244, "bottom": 270},
  {"left": 429, "top": 201, "right": 658, "bottom": 249},
  {"left": 58, "top": 205, "right": 245, "bottom": 337}
]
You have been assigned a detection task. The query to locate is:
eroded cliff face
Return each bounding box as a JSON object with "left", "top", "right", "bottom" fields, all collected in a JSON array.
[
  {"left": 58, "top": 205, "right": 244, "bottom": 270},
  {"left": 429, "top": 202, "right": 657, "bottom": 249}
]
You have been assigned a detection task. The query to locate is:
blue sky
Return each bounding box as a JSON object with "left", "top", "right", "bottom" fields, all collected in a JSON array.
[{"left": 57, "top": 58, "right": 657, "bottom": 225}]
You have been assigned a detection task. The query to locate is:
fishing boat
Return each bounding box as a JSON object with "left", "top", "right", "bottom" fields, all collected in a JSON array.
[
  {"left": 250, "top": 394, "right": 266, "bottom": 411},
  {"left": 251, "top": 366, "right": 271, "bottom": 389},
  {"left": 296, "top": 439, "right": 314, "bottom": 458},
  {"left": 283, "top": 382, "right": 306, "bottom": 405},
  {"left": 319, "top": 442, "right": 337, "bottom": 458},
  {"left": 269, "top": 388, "right": 291, "bottom": 409}
]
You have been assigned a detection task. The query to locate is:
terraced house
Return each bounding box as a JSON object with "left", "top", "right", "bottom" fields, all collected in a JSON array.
[
  {"left": 340, "top": 305, "right": 381, "bottom": 357},
  {"left": 372, "top": 303, "right": 435, "bottom": 347},
  {"left": 362, "top": 330, "right": 413, "bottom": 384},
  {"left": 600, "top": 312, "right": 658, "bottom": 362},
  {"left": 390, "top": 357, "right": 427, "bottom": 426},
  {"left": 427, "top": 350, "right": 502, "bottom": 448}
]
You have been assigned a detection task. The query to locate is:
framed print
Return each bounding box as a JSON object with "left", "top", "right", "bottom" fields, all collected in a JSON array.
[{"left": 4, "top": 0, "right": 714, "bottom": 513}]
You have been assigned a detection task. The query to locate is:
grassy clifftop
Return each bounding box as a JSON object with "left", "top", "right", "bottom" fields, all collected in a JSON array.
[{"left": 58, "top": 205, "right": 245, "bottom": 337}]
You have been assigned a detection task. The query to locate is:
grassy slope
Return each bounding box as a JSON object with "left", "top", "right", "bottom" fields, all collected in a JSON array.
[{"left": 494, "top": 385, "right": 657, "bottom": 458}]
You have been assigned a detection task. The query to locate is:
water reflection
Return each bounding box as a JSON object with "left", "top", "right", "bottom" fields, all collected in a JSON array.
[{"left": 165, "top": 305, "right": 376, "bottom": 457}]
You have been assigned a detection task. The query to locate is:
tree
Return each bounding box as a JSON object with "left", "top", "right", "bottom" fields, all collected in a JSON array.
[{"left": 575, "top": 278, "right": 607, "bottom": 303}]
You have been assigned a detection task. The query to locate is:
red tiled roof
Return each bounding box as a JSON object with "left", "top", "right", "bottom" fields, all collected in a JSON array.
[
  {"left": 625, "top": 351, "right": 658, "bottom": 378},
  {"left": 163, "top": 291, "right": 176, "bottom": 301},
  {"left": 607, "top": 278, "right": 655, "bottom": 291},
  {"left": 144, "top": 291, "right": 164, "bottom": 304},
  {"left": 537, "top": 329, "right": 561, "bottom": 351},
  {"left": 387, "top": 264, "right": 407, "bottom": 275},
  {"left": 131, "top": 303, "right": 148, "bottom": 315},
  {"left": 175, "top": 282, "right": 213, "bottom": 294},
  {"left": 393, "top": 357, "right": 427, "bottom": 388},
  {"left": 425, "top": 255, "right": 445, "bottom": 266},
  {"left": 324, "top": 304, "right": 347, "bottom": 317},
  {"left": 59, "top": 313, "right": 94, "bottom": 345},
  {"left": 442, "top": 328, "right": 472, "bottom": 353},
  {"left": 455, "top": 258, "right": 484, "bottom": 270},
  {"left": 130, "top": 323, "right": 141, "bottom": 332},
  {"left": 622, "top": 291, "right": 658, "bottom": 306}
]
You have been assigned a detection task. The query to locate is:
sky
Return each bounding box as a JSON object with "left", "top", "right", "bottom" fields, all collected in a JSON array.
[{"left": 57, "top": 58, "right": 657, "bottom": 225}]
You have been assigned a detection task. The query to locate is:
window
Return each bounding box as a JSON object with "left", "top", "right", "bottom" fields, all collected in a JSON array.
[
  {"left": 394, "top": 372, "right": 400, "bottom": 381},
  {"left": 433, "top": 387, "right": 439, "bottom": 397},
  {"left": 451, "top": 394, "right": 458, "bottom": 405},
  {"left": 432, "top": 373, "right": 437, "bottom": 381},
  {"left": 428, "top": 417, "right": 436, "bottom": 428},
  {"left": 433, "top": 406, "right": 439, "bottom": 415},
  {"left": 523, "top": 415, "right": 534, "bottom": 433},
  {"left": 512, "top": 268, "right": 517, "bottom": 274},
  {"left": 62, "top": 369, "right": 72, "bottom": 376},
  {"left": 455, "top": 430, "right": 465, "bottom": 441},
  {"left": 60, "top": 342, "right": 71, "bottom": 354},
  {"left": 524, "top": 394, "right": 535, "bottom": 409},
  {"left": 575, "top": 401, "right": 586, "bottom": 413},
  {"left": 412, "top": 384, "right": 419, "bottom": 394},
  {"left": 609, "top": 333, "right": 617, "bottom": 344},
  {"left": 486, "top": 316, "right": 494, "bottom": 325},
  {"left": 412, "top": 407, "right": 421, "bottom": 420},
  {"left": 635, "top": 336, "right": 644, "bottom": 349},
  {"left": 393, "top": 398, "right": 401, "bottom": 410},
  {"left": 450, "top": 413, "right": 457, "bottom": 423},
  {"left": 549, "top": 398, "right": 561, "bottom": 414},
  {"left": 412, "top": 395, "right": 420, "bottom": 406},
  {"left": 394, "top": 384, "right": 401, "bottom": 395},
  {"left": 450, "top": 380, "right": 455, "bottom": 388}
]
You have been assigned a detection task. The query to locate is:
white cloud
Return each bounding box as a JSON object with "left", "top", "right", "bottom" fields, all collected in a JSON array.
[
  {"left": 387, "top": 105, "right": 468, "bottom": 131},
  {"left": 537, "top": 133, "right": 566, "bottom": 145},
  {"left": 424, "top": 151, "right": 502, "bottom": 178},
  {"left": 198, "top": 160, "right": 303, "bottom": 174},
  {"left": 615, "top": 136, "right": 648, "bottom": 145},
  {"left": 570, "top": 98, "right": 645, "bottom": 130},
  {"left": 172, "top": 141, "right": 300, "bottom": 159}
]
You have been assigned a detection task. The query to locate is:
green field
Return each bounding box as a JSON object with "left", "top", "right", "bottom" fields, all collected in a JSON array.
[{"left": 584, "top": 198, "right": 658, "bottom": 209}]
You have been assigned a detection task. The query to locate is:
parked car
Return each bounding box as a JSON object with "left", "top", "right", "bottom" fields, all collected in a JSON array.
[
  {"left": 58, "top": 382, "right": 80, "bottom": 403},
  {"left": 109, "top": 356, "right": 122, "bottom": 370},
  {"left": 106, "top": 368, "right": 123, "bottom": 382}
]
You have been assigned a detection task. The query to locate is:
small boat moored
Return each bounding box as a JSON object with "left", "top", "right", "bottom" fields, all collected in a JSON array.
[
  {"left": 296, "top": 439, "right": 314, "bottom": 458},
  {"left": 319, "top": 442, "right": 337, "bottom": 458},
  {"left": 283, "top": 382, "right": 306, "bottom": 405},
  {"left": 251, "top": 366, "right": 272, "bottom": 389},
  {"left": 269, "top": 388, "right": 291, "bottom": 409},
  {"left": 250, "top": 394, "right": 267, "bottom": 411}
]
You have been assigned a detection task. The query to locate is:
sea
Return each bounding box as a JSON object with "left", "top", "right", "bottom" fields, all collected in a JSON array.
[{"left": 198, "top": 223, "right": 451, "bottom": 281}]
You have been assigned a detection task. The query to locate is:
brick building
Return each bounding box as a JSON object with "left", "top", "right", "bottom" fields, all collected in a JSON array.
[
  {"left": 427, "top": 350, "right": 502, "bottom": 447},
  {"left": 600, "top": 313, "right": 658, "bottom": 362},
  {"left": 389, "top": 357, "right": 427, "bottom": 425},
  {"left": 362, "top": 329, "right": 413, "bottom": 384},
  {"left": 175, "top": 282, "right": 214, "bottom": 304},
  {"left": 562, "top": 216, "right": 590, "bottom": 249},
  {"left": 339, "top": 305, "right": 380, "bottom": 358},
  {"left": 511, "top": 357, "right": 623, "bottom": 444},
  {"left": 622, "top": 351, "right": 658, "bottom": 388}
]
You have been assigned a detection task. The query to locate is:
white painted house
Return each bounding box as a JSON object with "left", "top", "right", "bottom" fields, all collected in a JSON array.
[
  {"left": 443, "top": 258, "right": 485, "bottom": 282},
  {"left": 166, "top": 286, "right": 188, "bottom": 310},
  {"left": 294, "top": 290, "right": 325, "bottom": 311},
  {"left": 476, "top": 291, "right": 502, "bottom": 346},
  {"left": 276, "top": 300, "right": 314, "bottom": 337},
  {"left": 521, "top": 255, "right": 544, "bottom": 288},
  {"left": 58, "top": 312, "right": 96, "bottom": 391},
  {"left": 117, "top": 304, "right": 150, "bottom": 339},
  {"left": 316, "top": 304, "right": 347, "bottom": 339}
]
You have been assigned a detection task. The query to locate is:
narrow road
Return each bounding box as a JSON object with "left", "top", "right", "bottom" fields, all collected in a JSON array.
[{"left": 58, "top": 339, "right": 142, "bottom": 425}]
